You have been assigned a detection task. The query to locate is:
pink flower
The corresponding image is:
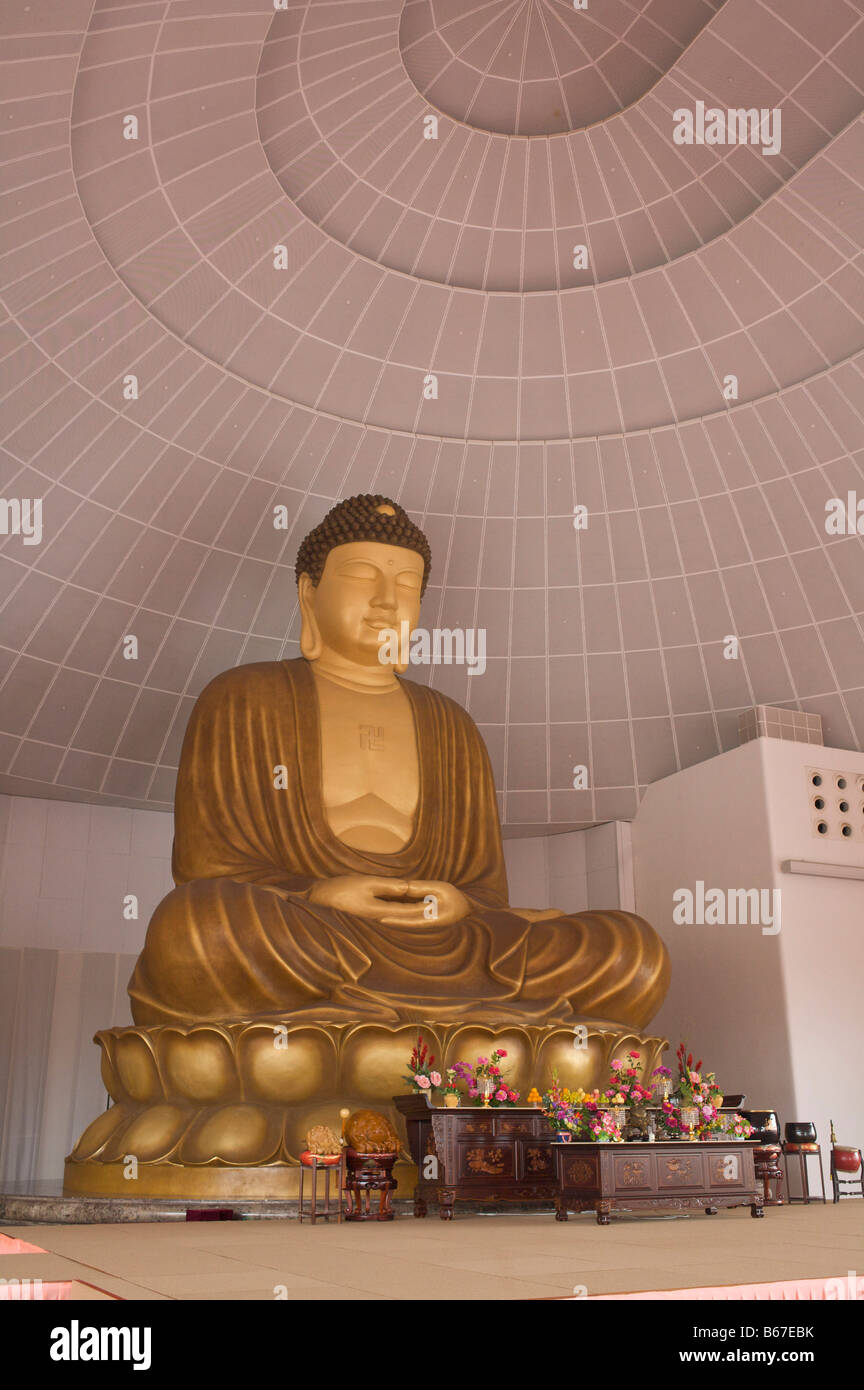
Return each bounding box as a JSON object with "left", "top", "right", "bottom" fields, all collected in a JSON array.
[
  {"left": 429, "top": 1071, "right": 441, "bottom": 1087},
  {"left": 497, "top": 1049, "right": 508, "bottom": 1058},
  {"left": 468, "top": 1086, "right": 479, "bottom": 1098},
  {"left": 611, "top": 1059, "right": 623, "bottom": 1070},
  {"left": 495, "top": 1089, "right": 507, "bottom": 1102},
  {"left": 415, "top": 1074, "right": 431, "bottom": 1089}
]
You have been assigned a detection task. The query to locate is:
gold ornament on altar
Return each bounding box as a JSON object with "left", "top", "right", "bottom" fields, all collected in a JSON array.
[
  {"left": 344, "top": 1110, "right": 400, "bottom": 1155},
  {"left": 305, "top": 1125, "right": 342, "bottom": 1157},
  {"left": 64, "top": 495, "right": 669, "bottom": 1198}
]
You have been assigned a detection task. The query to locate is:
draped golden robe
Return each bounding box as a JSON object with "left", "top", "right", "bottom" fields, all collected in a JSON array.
[{"left": 129, "top": 659, "right": 668, "bottom": 1028}]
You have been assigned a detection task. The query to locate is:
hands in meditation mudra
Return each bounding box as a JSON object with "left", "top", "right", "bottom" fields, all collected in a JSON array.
[{"left": 129, "top": 495, "right": 668, "bottom": 1031}]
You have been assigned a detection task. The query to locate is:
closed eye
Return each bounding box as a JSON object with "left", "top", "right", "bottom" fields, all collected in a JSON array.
[{"left": 337, "top": 561, "right": 379, "bottom": 581}]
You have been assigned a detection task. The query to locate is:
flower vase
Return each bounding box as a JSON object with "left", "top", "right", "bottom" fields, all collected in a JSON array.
[{"left": 443, "top": 1093, "right": 459, "bottom": 1108}]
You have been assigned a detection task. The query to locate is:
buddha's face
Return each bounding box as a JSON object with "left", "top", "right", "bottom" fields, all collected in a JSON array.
[{"left": 299, "top": 541, "right": 424, "bottom": 668}]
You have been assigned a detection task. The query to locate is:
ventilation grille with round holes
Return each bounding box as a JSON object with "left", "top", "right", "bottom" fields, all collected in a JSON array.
[{"left": 808, "top": 769, "right": 864, "bottom": 843}]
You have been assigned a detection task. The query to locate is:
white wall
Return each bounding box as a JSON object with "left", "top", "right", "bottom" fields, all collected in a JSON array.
[
  {"left": 503, "top": 821, "right": 634, "bottom": 913},
  {"left": 633, "top": 739, "right": 864, "bottom": 1167},
  {"left": 0, "top": 794, "right": 173, "bottom": 955},
  {"left": 0, "top": 794, "right": 172, "bottom": 1185},
  {"left": 760, "top": 740, "right": 864, "bottom": 1163}
]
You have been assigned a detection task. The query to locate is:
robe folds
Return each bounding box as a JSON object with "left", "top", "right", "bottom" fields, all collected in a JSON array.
[{"left": 129, "top": 659, "right": 668, "bottom": 1028}]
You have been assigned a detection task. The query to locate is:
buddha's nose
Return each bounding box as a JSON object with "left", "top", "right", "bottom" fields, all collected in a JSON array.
[{"left": 370, "top": 575, "right": 398, "bottom": 609}]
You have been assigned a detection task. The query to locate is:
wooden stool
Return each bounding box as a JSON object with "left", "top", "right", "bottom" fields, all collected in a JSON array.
[
  {"left": 783, "top": 1143, "right": 826, "bottom": 1204},
  {"left": 343, "top": 1148, "right": 397, "bottom": 1222},
  {"left": 298, "top": 1153, "right": 344, "bottom": 1224},
  {"left": 752, "top": 1145, "right": 784, "bottom": 1206}
]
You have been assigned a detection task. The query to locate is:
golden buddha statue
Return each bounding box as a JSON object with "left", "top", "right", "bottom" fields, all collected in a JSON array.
[
  {"left": 128, "top": 495, "right": 668, "bottom": 1031},
  {"left": 65, "top": 496, "right": 669, "bottom": 1197}
]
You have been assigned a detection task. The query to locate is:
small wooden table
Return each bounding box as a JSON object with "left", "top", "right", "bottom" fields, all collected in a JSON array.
[
  {"left": 555, "top": 1140, "right": 763, "bottom": 1225},
  {"left": 343, "top": 1149, "right": 397, "bottom": 1221},
  {"left": 394, "top": 1097, "right": 763, "bottom": 1224}
]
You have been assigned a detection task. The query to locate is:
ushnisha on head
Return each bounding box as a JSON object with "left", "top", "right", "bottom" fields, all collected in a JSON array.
[
  {"left": 295, "top": 494, "right": 431, "bottom": 595},
  {"left": 295, "top": 495, "right": 431, "bottom": 674}
]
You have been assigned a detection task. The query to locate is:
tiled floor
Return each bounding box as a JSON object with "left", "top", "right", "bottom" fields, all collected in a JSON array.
[{"left": 1, "top": 1204, "right": 861, "bottom": 1300}]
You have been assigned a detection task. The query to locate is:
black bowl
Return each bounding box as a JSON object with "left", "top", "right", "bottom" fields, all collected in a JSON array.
[
  {"left": 785, "top": 1121, "right": 817, "bottom": 1145},
  {"left": 740, "top": 1110, "right": 780, "bottom": 1144}
]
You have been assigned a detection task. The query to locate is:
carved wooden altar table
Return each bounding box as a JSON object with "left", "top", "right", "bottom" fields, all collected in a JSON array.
[
  {"left": 555, "top": 1140, "right": 763, "bottom": 1224},
  {"left": 394, "top": 1097, "right": 763, "bottom": 1224}
]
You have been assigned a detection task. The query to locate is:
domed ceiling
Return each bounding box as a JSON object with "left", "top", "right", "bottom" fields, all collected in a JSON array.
[{"left": 1, "top": 0, "right": 863, "bottom": 831}]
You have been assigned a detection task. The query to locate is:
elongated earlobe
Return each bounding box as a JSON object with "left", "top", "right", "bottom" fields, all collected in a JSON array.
[
  {"left": 394, "top": 640, "right": 410, "bottom": 675},
  {"left": 394, "top": 614, "right": 420, "bottom": 673},
  {"left": 297, "top": 574, "right": 322, "bottom": 661}
]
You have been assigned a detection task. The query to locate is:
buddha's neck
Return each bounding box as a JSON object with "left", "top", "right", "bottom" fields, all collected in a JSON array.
[{"left": 310, "top": 653, "right": 400, "bottom": 694}]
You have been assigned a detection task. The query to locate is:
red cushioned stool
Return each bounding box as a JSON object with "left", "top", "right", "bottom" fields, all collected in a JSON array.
[{"left": 298, "top": 1151, "right": 345, "bottom": 1224}]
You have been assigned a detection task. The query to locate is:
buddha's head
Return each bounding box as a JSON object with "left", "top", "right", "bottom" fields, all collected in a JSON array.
[{"left": 295, "top": 495, "right": 431, "bottom": 672}]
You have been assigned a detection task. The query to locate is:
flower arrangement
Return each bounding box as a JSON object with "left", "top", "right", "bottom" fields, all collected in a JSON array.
[
  {"left": 540, "top": 1056, "right": 658, "bottom": 1143},
  {"left": 587, "top": 1109, "right": 623, "bottom": 1143},
  {"left": 539, "top": 1074, "right": 581, "bottom": 1132},
  {"left": 538, "top": 1045, "right": 752, "bottom": 1145},
  {"left": 443, "top": 1068, "right": 460, "bottom": 1097},
  {"left": 451, "top": 1050, "right": 519, "bottom": 1106},
  {"left": 606, "top": 1051, "right": 653, "bottom": 1106},
  {"left": 656, "top": 1097, "right": 685, "bottom": 1138},
  {"left": 404, "top": 1034, "right": 441, "bottom": 1095},
  {"left": 725, "top": 1113, "right": 754, "bottom": 1140},
  {"left": 653, "top": 1043, "right": 753, "bottom": 1141},
  {"left": 672, "top": 1042, "right": 723, "bottom": 1137},
  {"left": 539, "top": 1074, "right": 620, "bottom": 1141}
]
